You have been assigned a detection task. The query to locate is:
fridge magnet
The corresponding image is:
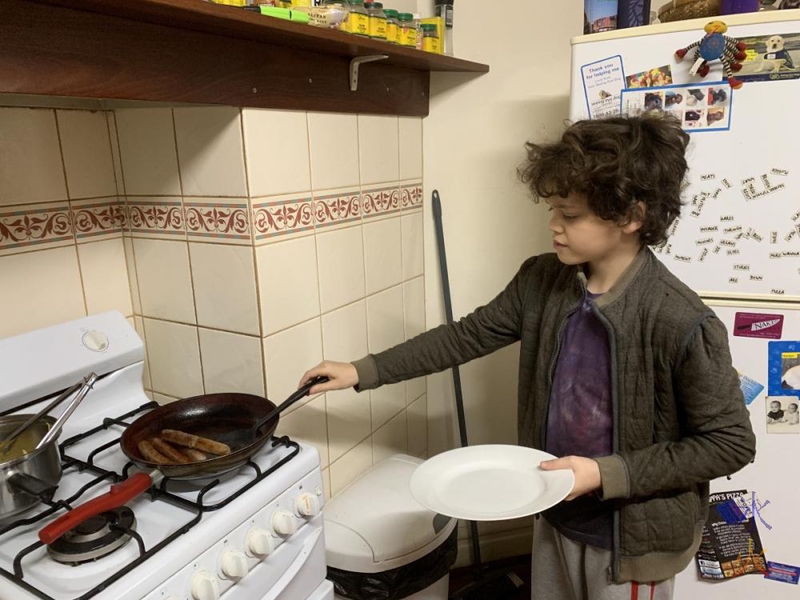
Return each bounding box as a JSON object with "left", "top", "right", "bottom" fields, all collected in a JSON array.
[
  {"left": 625, "top": 65, "right": 672, "bottom": 88},
  {"left": 765, "top": 397, "right": 800, "bottom": 433},
  {"left": 734, "top": 312, "right": 784, "bottom": 339},
  {"left": 675, "top": 21, "right": 747, "bottom": 89},
  {"left": 621, "top": 82, "right": 733, "bottom": 131},
  {"left": 695, "top": 490, "right": 768, "bottom": 580},
  {"left": 736, "top": 32, "right": 800, "bottom": 82},
  {"left": 765, "top": 562, "right": 800, "bottom": 585},
  {"left": 581, "top": 55, "right": 626, "bottom": 119},
  {"left": 738, "top": 372, "right": 765, "bottom": 406},
  {"left": 767, "top": 341, "right": 800, "bottom": 397}
]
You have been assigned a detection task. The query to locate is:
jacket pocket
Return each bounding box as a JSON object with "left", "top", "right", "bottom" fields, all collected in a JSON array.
[{"left": 620, "top": 489, "right": 700, "bottom": 556}]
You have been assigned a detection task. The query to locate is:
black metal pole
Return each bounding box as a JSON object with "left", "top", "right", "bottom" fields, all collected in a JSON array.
[{"left": 432, "top": 189, "right": 482, "bottom": 569}]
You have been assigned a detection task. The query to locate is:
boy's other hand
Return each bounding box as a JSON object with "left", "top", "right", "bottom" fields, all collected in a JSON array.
[
  {"left": 299, "top": 361, "right": 359, "bottom": 395},
  {"left": 539, "top": 455, "right": 601, "bottom": 501}
]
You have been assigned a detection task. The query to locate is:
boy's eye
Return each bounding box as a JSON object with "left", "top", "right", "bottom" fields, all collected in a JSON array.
[{"left": 563, "top": 214, "right": 578, "bottom": 220}]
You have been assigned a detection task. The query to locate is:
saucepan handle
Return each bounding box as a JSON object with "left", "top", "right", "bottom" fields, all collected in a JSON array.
[{"left": 38, "top": 472, "right": 154, "bottom": 545}]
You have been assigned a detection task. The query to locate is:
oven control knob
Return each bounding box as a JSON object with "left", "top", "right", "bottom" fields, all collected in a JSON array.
[
  {"left": 296, "top": 492, "right": 321, "bottom": 517},
  {"left": 190, "top": 570, "right": 220, "bottom": 600},
  {"left": 272, "top": 510, "right": 298, "bottom": 536},
  {"left": 246, "top": 528, "right": 275, "bottom": 557},
  {"left": 220, "top": 549, "right": 248, "bottom": 579}
]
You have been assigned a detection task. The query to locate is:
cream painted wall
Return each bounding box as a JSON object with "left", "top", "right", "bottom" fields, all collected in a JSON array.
[{"left": 421, "top": 1, "right": 584, "bottom": 562}]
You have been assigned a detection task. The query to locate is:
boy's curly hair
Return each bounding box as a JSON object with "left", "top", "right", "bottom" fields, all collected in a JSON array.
[{"left": 519, "top": 114, "right": 690, "bottom": 247}]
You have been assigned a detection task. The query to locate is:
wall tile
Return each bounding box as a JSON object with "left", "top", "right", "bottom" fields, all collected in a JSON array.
[
  {"left": 72, "top": 198, "right": 125, "bottom": 242},
  {"left": 0, "top": 202, "right": 74, "bottom": 256},
  {"left": 133, "top": 316, "right": 152, "bottom": 390},
  {"left": 77, "top": 238, "right": 133, "bottom": 317},
  {"left": 366, "top": 285, "right": 404, "bottom": 353},
  {"left": 126, "top": 198, "right": 185, "bottom": 239},
  {"left": 256, "top": 235, "right": 320, "bottom": 337},
  {"left": 123, "top": 237, "right": 142, "bottom": 314},
  {"left": 316, "top": 226, "right": 365, "bottom": 313},
  {"left": 373, "top": 410, "right": 407, "bottom": 465},
  {"left": 275, "top": 394, "right": 329, "bottom": 468},
  {"left": 403, "top": 276, "right": 425, "bottom": 340},
  {"left": 361, "top": 183, "right": 400, "bottom": 222},
  {"left": 322, "top": 467, "right": 331, "bottom": 501},
  {"left": 407, "top": 394, "right": 427, "bottom": 458},
  {"left": 400, "top": 180, "right": 423, "bottom": 212},
  {"left": 174, "top": 107, "right": 247, "bottom": 197},
  {"left": 363, "top": 218, "right": 402, "bottom": 295},
  {"left": 330, "top": 436, "right": 373, "bottom": 496},
  {"left": 198, "top": 328, "right": 264, "bottom": 396},
  {"left": 322, "top": 301, "right": 370, "bottom": 461},
  {"left": 143, "top": 318, "right": 203, "bottom": 398},
  {"left": 308, "top": 113, "right": 359, "bottom": 190},
  {"left": 185, "top": 198, "right": 250, "bottom": 245},
  {"left": 263, "top": 318, "right": 323, "bottom": 412},
  {"left": 133, "top": 238, "right": 196, "bottom": 323},
  {"left": 189, "top": 242, "right": 259, "bottom": 335},
  {"left": 243, "top": 109, "right": 311, "bottom": 197},
  {"left": 371, "top": 383, "right": 406, "bottom": 432},
  {"left": 0, "top": 246, "right": 85, "bottom": 338},
  {"left": 312, "top": 187, "right": 361, "bottom": 232},
  {"left": 399, "top": 117, "right": 423, "bottom": 181},
  {"left": 0, "top": 108, "right": 66, "bottom": 206},
  {"left": 401, "top": 212, "right": 424, "bottom": 280},
  {"left": 251, "top": 193, "right": 314, "bottom": 245},
  {"left": 407, "top": 375, "right": 426, "bottom": 407},
  {"left": 107, "top": 112, "right": 126, "bottom": 196},
  {"left": 358, "top": 115, "right": 399, "bottom": 186},
  {"left": 115, "top": 108, "right": 181, "bottom": 196},
  {"left": 57, "top": 110, "right": 116, "bottom": 199}
]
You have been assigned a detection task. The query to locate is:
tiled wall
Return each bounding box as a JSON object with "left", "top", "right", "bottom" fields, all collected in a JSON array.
[{"left": 0, "top": 104, "right": 427, "bottom": 500}]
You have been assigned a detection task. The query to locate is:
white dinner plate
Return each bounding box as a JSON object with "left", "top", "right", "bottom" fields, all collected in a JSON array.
[{"left": 409, "top": 445, "right": 575, "bottom": 521}]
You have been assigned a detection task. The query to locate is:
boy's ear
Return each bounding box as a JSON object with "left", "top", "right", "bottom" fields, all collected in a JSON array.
[{"left": 621, "top": 201, "right": 646, "bottom": 234}]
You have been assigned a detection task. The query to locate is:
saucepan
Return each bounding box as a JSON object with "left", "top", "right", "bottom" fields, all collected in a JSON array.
[{"left": 38, "top": 376, "right": 328, "bottom": 544}]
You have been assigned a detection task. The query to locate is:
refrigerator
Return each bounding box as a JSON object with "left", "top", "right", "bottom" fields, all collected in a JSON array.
[{"left": 570, "top": 9, "right": 800, "bottom": 598}]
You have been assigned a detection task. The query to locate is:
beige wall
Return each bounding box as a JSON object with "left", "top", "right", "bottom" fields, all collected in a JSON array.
[
  {"left": 422, "top": 1, "right": 584, "bottom": 563},
  {"left": 0, "top": 104, "right": 426, "bottom": 501}
]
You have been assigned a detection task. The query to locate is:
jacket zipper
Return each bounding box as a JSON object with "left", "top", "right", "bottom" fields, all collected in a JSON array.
[{"left": 591, "top": 303, "right": 621, "bottom": 582}]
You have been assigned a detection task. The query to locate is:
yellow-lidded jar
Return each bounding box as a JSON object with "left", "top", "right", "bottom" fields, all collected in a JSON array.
[
  {"left": 421, "top": 23, "right": 440, "bottom": 53},
  {"left": 397, "top": 12, "right": 416, "bottom": 48},
  {"left": 384, "top": 9, "right": 399, "bottom": 44},
  {"left": 365, "top": 2, "right": 387, "bottom": 40}
]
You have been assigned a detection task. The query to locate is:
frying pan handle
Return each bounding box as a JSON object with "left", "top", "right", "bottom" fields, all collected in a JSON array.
[
  {"left": 38, "top": 472, "right": 153, "bottom": 545},
  {"left": 255, "top": 376, "right": 330, "bottom": 433}
]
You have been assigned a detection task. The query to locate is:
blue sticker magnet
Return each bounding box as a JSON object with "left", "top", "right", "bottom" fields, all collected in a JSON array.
[
  {"left": 765, "top": 562, "right": 800, "bottom": 585},
  {"left": 768, "top": 341, "right": 800, "bottom": 397},
  {"left": 739, "top": 372, "right": 765, "bottom": 405}
]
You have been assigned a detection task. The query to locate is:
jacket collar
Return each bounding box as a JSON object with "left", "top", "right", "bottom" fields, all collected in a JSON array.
[{"left": 576, "top": 246, "right": 651, "bottom": 309}]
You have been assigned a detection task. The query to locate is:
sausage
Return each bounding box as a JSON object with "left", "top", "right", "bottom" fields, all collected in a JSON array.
[
  {"left": 150, "top": 438, "right": 192, "bottom": 464},
  {"left": 160, "top": 429, "right": 231, "bottom": 456},
  {"left": 183, "top": 448, "right": 208, "bottom": 462},
  {"left": 138, "top": 440, "right": 170, "bottom": 465}
]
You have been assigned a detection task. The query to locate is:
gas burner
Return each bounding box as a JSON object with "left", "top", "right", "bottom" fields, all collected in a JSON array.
[{"left": 47, "top": 507, "right": 136, "bottom": 565}]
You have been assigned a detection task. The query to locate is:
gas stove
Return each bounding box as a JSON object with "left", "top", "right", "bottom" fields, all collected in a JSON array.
[{"left": 0, "top": 312, "right": 333, "bottom": 600}]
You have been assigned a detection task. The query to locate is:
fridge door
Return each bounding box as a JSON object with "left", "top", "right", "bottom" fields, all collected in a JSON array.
[
  {"left": 674, "top": 300, "right": 800, "bottom": 598},
  {"left": 570, "top": 15, "right": 800, "bottom": 301}
]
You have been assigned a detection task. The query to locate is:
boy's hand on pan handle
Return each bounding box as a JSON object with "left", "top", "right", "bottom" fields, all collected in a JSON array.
[
  {"left": 539, "top": 455, "right": 601, "bottom": 501},
  {"left": 299, "top": 361, "right": 359, "bottom": 395}
]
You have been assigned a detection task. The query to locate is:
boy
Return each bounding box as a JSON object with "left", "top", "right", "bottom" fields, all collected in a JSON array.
[{"left": 299, "top": 114, "right": 756, "bottom": 599}]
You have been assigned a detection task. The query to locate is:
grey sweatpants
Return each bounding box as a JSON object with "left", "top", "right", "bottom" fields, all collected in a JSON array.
[{"left": 531, "top": 518, "right": 675, "bottom": 600}]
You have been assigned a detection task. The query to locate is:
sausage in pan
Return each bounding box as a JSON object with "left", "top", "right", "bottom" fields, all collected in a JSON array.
[
  {"left": 138, "top": 440, "right": 171, "bottom": 465},
  {"left": 161, "top": 429, "right": 231, "bottom": 456},
  {"left": 150, "top": 438, "right": 193, "bottom": 464},
  {"left": 183, "top": 448, "right": 208, "bottom": 462}
]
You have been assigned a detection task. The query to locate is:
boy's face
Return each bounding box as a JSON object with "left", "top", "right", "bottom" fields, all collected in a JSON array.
[
  {"left": 547, "top": 193, "right": 642, "bottom": 268},
  {"left": 771, "top": 401, "right": 781, "bottom": 410},
  {"left": 789, "top": 404, "right": 798, "bottom": 413}
]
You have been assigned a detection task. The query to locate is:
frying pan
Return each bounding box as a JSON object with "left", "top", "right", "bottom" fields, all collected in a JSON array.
[{"left": 38, "top": 376, "right": 327, "bottom": 545}]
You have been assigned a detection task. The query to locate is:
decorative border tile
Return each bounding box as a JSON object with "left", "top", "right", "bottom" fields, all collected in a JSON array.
[
  {"left": 0, "top": 201, "right": 74, "bottom": 255},
  {"left": 362, "top": 184, "right": 400, "bottom": 221},
  {"left": 400, "top": 181, "right": 423, "bottom": 212},
  {"left": 185, "top": 198, "right": 250, "bottom": 245},
  {"left": 252, "top": 194, "right": 314, "bottom": 245},
  {"left": 71, "top": 197, "right": 125, "bottom": 242},
  {"left": 125, "top": 197, "right": 185, "bottom": 239},
  {"left": 313, "top": 188, "right": 361, "bottom": 230}
]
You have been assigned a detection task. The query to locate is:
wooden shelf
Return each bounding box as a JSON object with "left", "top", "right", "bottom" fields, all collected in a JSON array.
[{"left": 0, "top": 0, "right": 489, "bottom": 116}]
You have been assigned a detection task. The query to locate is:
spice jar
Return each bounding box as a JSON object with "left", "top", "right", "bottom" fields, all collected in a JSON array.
[
  {"left": 384, "top": 9, "right": 399, "bottom": 43},
  {"left": 344, "top": 0, "right": 370, "bottom": 36},
  {"left": 365, "top": 2, "right": 387, "bottom": 40},
  {"left": 397, "top": 12, "right": 417, "bottom": 47},
  {"left": 421, "top": 23, "right": 440, "bottom": 53}
]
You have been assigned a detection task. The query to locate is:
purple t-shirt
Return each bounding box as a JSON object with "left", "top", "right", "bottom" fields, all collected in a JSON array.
[{"left": 544, "top": 291, "right": 614, "bottom": 548}]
